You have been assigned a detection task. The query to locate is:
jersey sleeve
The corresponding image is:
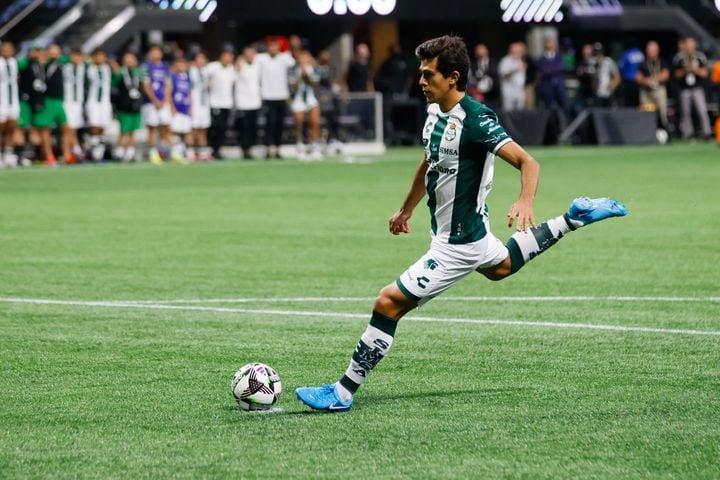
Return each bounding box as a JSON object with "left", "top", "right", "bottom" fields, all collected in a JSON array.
[
  {"left": 468, "top": 112, "right": 512, "bottom": 154},
  {"left": 139, "top": 63, "right": 149, "bottom": 82}
]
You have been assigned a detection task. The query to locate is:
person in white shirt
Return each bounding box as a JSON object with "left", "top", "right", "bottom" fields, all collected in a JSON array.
[
  {"left": 189, "top": 51, "right": 211, "bottom": 161},
  {"left": 206, "top": 48, "right": 235, "bottom": 159},
  {"left": 234, "top": 45, "right": 261, "bottom": 160},
  {"left": 85, "top": 48, "right": 113, "bottom": 162},
  {"left": 256, "top": 38, "right": 295, "bottom": 159},
  {"left": 0, "top": 41, "right": 21, "bottom": 167},
  {"left": 62, "top": 47, "right": 85, "bottom": 163},
  {"left": 498, "top": 42, "right": 527, "bottom": 111}
]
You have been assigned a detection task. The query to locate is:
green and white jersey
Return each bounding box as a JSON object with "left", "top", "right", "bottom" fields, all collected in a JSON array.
[
  {"left": 86, "top": 63, "right": 112, "bottom": 105},
  {"left": 0, "top": 57, "right": 19, "bottom": 108},
  {"left": 63, "top": 62, "right": 85, "bottom": 104},
  {"left": 422, "top": 95, "right": 512, "bottom": 245}
]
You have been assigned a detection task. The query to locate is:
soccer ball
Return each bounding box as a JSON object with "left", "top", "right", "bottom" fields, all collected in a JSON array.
[{"left": 231, "top": 363, "right": 282, "bottom": 411}]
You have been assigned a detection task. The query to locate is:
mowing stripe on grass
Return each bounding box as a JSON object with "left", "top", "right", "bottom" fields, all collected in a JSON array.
[
  {"left": 1, "top": 297, "right": 719, "bottom": 337},
  {"left": 120, "top": 295, "right": 720, "bottom": 304}
]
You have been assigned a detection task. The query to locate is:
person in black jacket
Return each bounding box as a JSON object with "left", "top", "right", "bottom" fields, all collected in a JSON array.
[{"left": 111, "top": 52, "right": 143, "bottom": 162}]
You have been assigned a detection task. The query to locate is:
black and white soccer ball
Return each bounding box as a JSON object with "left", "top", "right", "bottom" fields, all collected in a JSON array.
[{"left": 231, "top": 363, "right": 282, "bottom": 411}]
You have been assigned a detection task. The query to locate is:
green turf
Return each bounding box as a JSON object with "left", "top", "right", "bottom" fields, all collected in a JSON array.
[{"left": 1, "top": 143, "right": 718, "bottom": 479}]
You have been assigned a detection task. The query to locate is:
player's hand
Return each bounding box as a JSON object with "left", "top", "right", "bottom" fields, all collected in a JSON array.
[
  {"left": 389, "top": 210, "right": 412, "bottom": 235},
  {"left": 507, "top": 199, "right": 536, "bottom": 232}
]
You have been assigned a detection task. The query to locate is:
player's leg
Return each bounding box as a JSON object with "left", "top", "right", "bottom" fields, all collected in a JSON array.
[
  {"left": 293, "top": 107, "right": 305, "bottom": 160},
  {"left": 295, "top": 282, "right": 415, "bottom": 412},
  {"left": 39, "top": 128, "right": 55, "bottom": 164},
  {"left": 0, "top": 119, "right": 6, "bottom": 167},
  {"left": 296, "top": 242, "right": 482, "bottom": 411},
  {"left": 308, "top": 105, "right": 323, "bottom": 160},
  {"left": 478, "top": 197, "right": 627, "bottom": 280}
]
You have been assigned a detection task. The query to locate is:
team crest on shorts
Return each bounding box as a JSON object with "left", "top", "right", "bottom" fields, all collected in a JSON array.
[
  {"left": 424, "top": 258, "right": 439, "bottom": 271},
  {"left": 444, "top": 123, "right": 457, "bottom": 141}
]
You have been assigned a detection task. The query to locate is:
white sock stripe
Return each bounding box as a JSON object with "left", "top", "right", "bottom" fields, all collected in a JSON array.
[
  {"left": 511, "top": 229, "right": 541, "bottom": 262},
  {"left": 362, "top": 325, "right": 394, "bottom": 351},
  {"left": 344, "top": 362, "right": 367, "bottom": 385},
  {"left": 547, "top": 215, "right": 570, "bottom": 236}
]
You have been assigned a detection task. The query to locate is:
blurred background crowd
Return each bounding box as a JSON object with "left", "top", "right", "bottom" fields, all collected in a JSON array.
[{"left": 0, "top": 0, "right": 719, "bottom": 167}]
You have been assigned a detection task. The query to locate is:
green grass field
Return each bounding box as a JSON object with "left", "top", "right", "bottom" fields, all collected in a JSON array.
[{"left": 1, "top": 143, "right": 719, "bottom": 479}]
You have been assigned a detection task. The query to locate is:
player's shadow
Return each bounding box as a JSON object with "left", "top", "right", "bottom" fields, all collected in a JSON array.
[{"left": 363, "top": 386, "right": 524, "bottom": 405}]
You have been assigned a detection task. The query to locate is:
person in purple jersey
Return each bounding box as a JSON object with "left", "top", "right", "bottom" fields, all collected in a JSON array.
[
  {"left": 169, "top": 56, "right": 192, "bottom": 163},
  {"left": 141, "top": 45, "right": 172, "bottom": 164}
]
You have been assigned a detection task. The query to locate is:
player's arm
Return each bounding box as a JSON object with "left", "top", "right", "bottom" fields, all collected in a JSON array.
[
  {"left": 389, "top": 155, "right": 428, "bottom": 235},
  {"left": 165, "top": 77, "right": 177, "bottom": 115},
  {"left": 496, "top": 141, "right": 540, "bottom": 232},
  {"left": 142, "top": 70, "right": 160, "bottom": 107},
  {"left": 163, "top": 76, "right": 172, "bottom": 106}
]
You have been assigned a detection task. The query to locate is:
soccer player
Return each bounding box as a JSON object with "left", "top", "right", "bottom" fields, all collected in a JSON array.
[
  {"left": 62, "top": 47, "right": 85, "bottom": 164},
  {"left": 189, "top": 51, "right": 211, "bottom": 161},
  {"left": 111, "top": 52, "right": 143, "bottom": 162},
  {"left": 85, "top": 48, "right": 113, "bottom": 162},
  {"left": 141, "top": 45, "right": 172, "bottom": 164},
  {"left": 289, "top": 49, "right": 323, "bottom": 161},
  {"left": 296, "top": 35, "right": 627, "bottom": 412},
  {"left": 0, "top": 41, "right": 21, "bottom": 167},
  {"left": 169, "top": 56, "right": 192, "bottom": 163}
]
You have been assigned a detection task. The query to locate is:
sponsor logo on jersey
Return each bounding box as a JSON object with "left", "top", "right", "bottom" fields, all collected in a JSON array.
[
  {"left": 428, "top": 162, "right": 457, "bottom": 175},
  {"left": 444, "top": 122, "right": 457, "bottom": 141},
  {"left": 439, "top": 147, "right": 458, "bottom": 156}
]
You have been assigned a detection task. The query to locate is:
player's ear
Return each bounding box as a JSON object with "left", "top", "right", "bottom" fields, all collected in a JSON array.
[{"left": 448, "top": 69, "right": 460, "bottom": 87}]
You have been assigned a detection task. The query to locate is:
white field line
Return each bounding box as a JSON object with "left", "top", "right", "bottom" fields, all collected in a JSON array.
[
  {"left": 120, "top": 295, "right": 720, "bottom": 304},
  {"left": 1, "top": 297, "right": 719, "bottom": 337}
]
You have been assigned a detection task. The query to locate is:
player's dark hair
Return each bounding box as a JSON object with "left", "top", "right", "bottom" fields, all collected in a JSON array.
[{"left": 415, "top": 35, "right": 469, "bottom": 91}]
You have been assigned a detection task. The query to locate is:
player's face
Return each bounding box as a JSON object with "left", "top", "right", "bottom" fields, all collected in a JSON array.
[
  {"left": 47, "top": 45, "right": 61, "bottom": 59},
  {"left": 123, "top": 53, "right": 137, "bottom": 68},
  {"left": 418, "top": 57, "right": 454, "bottom": 104},
  {"left": 148, "top": 47, "right": 162, "bottom": 62},
  {"left": 1, "top": 42, "right": 14, "bottom": 58},
  {"left": 93, "top": 51, "right": 107, "bottom": 64}
]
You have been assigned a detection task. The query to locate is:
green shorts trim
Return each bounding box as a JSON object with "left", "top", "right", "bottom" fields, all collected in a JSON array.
[
  {"left": 117, "top": 111, "right": 142, "bottom": 133},
  {"left": 395, "top": 278, "right": 421, "bottom": 303},
  {"left": 33, "top": 97, "right": 67, "bottom": 128},
  {"left": 19, "top": 100, "right": 32, "bottom": 128}
]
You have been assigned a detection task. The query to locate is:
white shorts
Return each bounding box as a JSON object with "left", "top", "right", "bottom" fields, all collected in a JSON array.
[
  {"left": 0, "top": 102, "right": 20, "bottom": 122},
  {"left": 191, "top": 103, "right": 211, "bottom": 129},
  {"left": 396, "top": 226, "right": 508, "bottom": 306},
  {"left": 291, "top": 93, "right": 319, "bottom": 113},
  {"left": 85, "top": 101, "right": 113, "bottom": 129},
  {"left": 171, "top": 112, "right": 192, "bottom": 134},
  {"left": 65, "top": 102, "right": 84, "bottom": 129},
  {"left": 141, "top": 103, "right": 172, "bottom": 127}
]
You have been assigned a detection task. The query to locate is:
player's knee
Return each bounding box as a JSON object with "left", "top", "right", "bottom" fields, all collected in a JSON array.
[
  {"left": 373, "top": 284, "right": 411, "bottom": 317},
  {"left": 373, "top": 287, "right": 395, "bottom": 313}
]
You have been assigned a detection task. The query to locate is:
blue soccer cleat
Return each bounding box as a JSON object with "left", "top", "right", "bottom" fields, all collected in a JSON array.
[
  {"left": 566, "top": 197, "right": 627, "bottom": 229},
  {"left": 295, "top": 384, "right": 353, "bottom": 412}
]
